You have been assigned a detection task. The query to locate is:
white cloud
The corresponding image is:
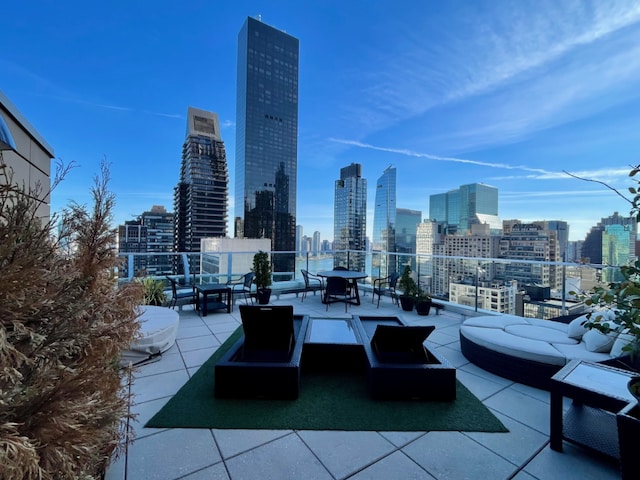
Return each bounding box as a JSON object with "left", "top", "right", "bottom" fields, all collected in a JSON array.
[{"left": 336, "top": 2, "right": 640, "bottom": 152}]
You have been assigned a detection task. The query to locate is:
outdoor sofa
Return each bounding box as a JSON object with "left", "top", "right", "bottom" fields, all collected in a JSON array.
[{"left": 459, "top": 311, "right": 637, "bottom": 390}]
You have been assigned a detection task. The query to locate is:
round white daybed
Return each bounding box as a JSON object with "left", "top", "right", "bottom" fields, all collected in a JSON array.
[
  {"left": 121, "top": 305, "right": 180, "bottom": 366},
  {"left": 459, "top": 312, "right": 635, "bottom": 390}
]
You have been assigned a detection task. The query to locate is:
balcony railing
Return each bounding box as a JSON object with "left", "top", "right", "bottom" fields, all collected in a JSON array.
[{"left": 117, "top": 249, "right": 613, "bottom": 319}]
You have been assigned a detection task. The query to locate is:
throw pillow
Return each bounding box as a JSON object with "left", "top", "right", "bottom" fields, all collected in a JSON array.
[
  {"left": 610, "top": 329, "right": 636, "bottom": 358},
  {"left": 567, "top": 314, "right": 590, "bottom": 339},
  {"left": 582, "top": 325, "right": 619, "bottom": 353}
]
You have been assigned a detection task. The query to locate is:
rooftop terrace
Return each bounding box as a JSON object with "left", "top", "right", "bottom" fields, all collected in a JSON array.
[{"left": 105, "top": 292, "right": 620, "bottom": 480}]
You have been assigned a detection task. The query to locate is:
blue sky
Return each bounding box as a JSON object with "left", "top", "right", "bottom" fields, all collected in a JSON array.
[{"left": 2, "top": 0, "right": 640, "bottom": 242}]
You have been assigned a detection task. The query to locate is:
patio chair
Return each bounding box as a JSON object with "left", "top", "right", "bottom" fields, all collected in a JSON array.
[
  {"left": 324, "top": 276, "right": 350, "bottom": 312},
  {"left": 301, "top": 269, "right": 323, "bottom": 302},
  {"left": 333, "top": 266, "right": 355, "bottom": 296},
  {"left": 227, "top": 272, "right": 254, "bottom": 305},
  {"left": 165, "top": 275, "right": 196, "bottom": 310},
  {"left": 372, "top": 272, "right": 400, "bottom": 308}
]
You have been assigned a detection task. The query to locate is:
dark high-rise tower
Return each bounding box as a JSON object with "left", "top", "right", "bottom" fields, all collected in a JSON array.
[
  {"left": 235, "top": 16, "right": 299, "bottom": 273},
  {"left": 334, "top": 163, "right": 367, "bottom": 271},
  {"left": 174, "top": 107, "right": 228, "bottom": 268}
]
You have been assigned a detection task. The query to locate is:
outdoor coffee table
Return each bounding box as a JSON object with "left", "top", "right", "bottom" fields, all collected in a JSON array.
[
  {"left": 302, "top": 317, "right": 366, "bottom": 371},
  {"left": 195, "top": 283, "right": 231, "bottom": 316},
  {"left": 550, "top": 360, "right": 636, "bottom": 459}
]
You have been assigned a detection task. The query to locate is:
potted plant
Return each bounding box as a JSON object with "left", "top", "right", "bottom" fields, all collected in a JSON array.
[
  {"left": 252, "top": 250, "right": 272, "bottom": 304},
  {"left": 398, "top": 265, "right": 418, "bottom": 311},
  {"left": 415, "top": 288, "right": 432, "bottom": 316},
  {"left": 140, "top": 277, "right": 168, "bottom": 306}
]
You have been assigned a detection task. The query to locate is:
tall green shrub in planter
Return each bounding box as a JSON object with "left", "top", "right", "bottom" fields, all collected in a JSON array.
[
  {"left": 252, "top": 250, "right": 272, "bottom": 304},
  {"left": 398, "top": 265, "right": 418, "bottom": 311}
]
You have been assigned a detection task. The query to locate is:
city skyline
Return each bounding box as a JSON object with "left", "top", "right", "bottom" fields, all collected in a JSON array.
[{"left": 2, "top": 1, "right": 640, "bottom": 242}]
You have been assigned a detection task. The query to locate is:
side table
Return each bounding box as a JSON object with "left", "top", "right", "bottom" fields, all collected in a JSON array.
[
  {"left": 195, "top": 284, "right": 232, "bottom": 316},
  {"left": 549, "top": 360, "right": 636, "bottom": 459}
]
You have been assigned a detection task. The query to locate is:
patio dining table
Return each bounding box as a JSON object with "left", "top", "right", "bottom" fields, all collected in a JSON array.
[{"left": 317, "top": 270, "right": 367, "bottom": 306}]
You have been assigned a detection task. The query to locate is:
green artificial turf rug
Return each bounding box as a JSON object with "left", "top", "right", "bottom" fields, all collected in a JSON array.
[{"left": 146, "top": 327, "right": 508, "bottom": 432}]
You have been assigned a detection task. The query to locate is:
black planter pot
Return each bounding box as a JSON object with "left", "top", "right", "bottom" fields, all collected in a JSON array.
[
  {"left": 399, "top": 296, "right": 414, "bottom": 311},
  {"left": 416, "top": 300, "right": 432, "bottom": 316},
  {"left": 256, "top": 288, "right": 272, "bottom": 305}
]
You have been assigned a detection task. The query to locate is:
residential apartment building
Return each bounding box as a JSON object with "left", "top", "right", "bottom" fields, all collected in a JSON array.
[
  {"left": 450, "top": 280, "right": 518, "bottom": 314},
  {"left": 499, "top": 220, "right": 562, "bottom": 289},
  {"left": 174, "top": 107, "right": 229, "bottom": 272},
  {"left": 118, "top": 206, "right": 174, "bottom": 278},
  {"left": 431, "top": 224, "right": 501, "bottom": 297}
]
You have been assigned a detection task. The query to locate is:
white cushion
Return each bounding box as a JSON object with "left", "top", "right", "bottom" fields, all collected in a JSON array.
[
  {"left": 610, "top": 329, "right": 636, "bottom": 358},
  {"left": 462, "top": 315, "right": 530, "bottom": 329},
  {"left": 552, "top": 342, "right": 613, "bottom": 363},
  {"left": 526, "top": 318, "right": 571, "bottom": 333},
  {"left": 505, "top": 324, "right": 578, "bottom": 345},
  {"left": 567, "top": 314, "right": 591, "bottom": 339},
  {"left": 582, "top": 327, "right": 618, "bottom": 353}
]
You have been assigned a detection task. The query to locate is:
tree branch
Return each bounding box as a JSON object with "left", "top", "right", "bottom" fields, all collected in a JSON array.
[{"left": 562, "top": 170, "right": 633, "bottom": 206}]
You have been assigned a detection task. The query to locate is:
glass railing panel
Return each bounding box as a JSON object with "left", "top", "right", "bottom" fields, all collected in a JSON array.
[{"left": 118, "top": 249, "right": 620, "bottom": 319}]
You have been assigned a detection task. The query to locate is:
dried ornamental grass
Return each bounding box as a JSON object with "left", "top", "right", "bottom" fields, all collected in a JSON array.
[{"left": 0, "top": 162, "right": 142, "bottom": 480}]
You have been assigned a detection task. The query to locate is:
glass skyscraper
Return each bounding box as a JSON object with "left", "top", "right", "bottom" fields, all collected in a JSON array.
[
  {"left": 334, "top": 163, "right": 367, "bottom": 271},
  {"left": 396, "top": 208, "right": 422, "bottom": 270},
  {"left": 235, "top": 16, "right": 299, "bottom": 273},
  {"left": 372, "top": 166, "right": 397, "bottom": 277},
  {"left": 429, "top": 182, "right": 498, "bottom": 235},
  {"left": 602, "top": 223, "right": 636, "bottom": 283},
  {"left": 174, "top": 107, "right": 228, "bottom": 269}
]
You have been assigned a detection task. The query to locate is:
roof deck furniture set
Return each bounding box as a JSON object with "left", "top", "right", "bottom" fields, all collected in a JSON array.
[
  {"left": 214, "top": 307, "right": 456, "bottom": 401},
  {"left": 459, "top": 311, "right": 638, "bottom": 390}
]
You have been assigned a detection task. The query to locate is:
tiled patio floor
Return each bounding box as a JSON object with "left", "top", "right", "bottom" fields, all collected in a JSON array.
[{"left": 105, "top": 293, "right": 621, "bottom": 480}]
